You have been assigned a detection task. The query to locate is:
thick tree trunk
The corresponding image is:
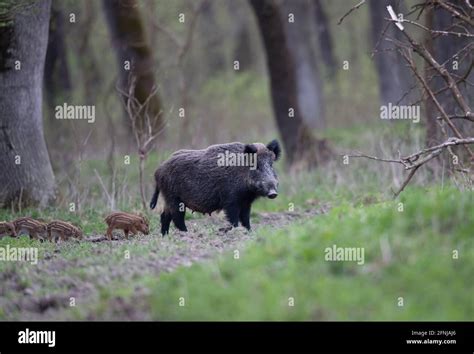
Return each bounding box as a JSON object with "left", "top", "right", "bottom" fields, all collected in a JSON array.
[
  {"left": 312, "top": 0, "right": 336, "bottom": 76},
  {"left": 102, "top": 0, "right": 163, "bottom": 136},
  {"left": 0, "top": 0, "right": 56, "bottom": 208},
  {"left": 368, "top": 0, "right": 413, "bottom": 106},
  {"left": 281, "top": 0, "right": 326, "bottom": 130},
  {"left": 249, "top": 0, "right": 330, "bottom": 167}
]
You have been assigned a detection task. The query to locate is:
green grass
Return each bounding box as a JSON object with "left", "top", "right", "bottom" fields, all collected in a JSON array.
[
  {"left": 145, "top": 187, "right": 473, "bottom": 320},
  {"left": 0, "top": 185, "right": 471, "bottom": 320},
  {"left": 0, "top": 126, "right": 471, "bottom": 321}
]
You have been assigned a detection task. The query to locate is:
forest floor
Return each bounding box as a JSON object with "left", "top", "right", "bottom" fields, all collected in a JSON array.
[
  {"left": 0, "top": 204, "right": 329, "bottom": 320},
  {"left": 1, "top": 124, "right": 472, "bottom": 320},
  {"left": 1, "top": 186, "right": 472, "bottom": 321}
]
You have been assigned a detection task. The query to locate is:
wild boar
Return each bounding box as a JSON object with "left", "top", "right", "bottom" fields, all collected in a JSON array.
[
  {"left": 13, "top": 217, "right": 47, "bottom": 240},
  {"left": 0, "top": 221, "right": 16, "bottom": 238},
  {"left": 104, "top": 212, "right": 150, "bottom": 240},
  {"left": 150, "top": 139, "right": 281, "bottom": 235},
  {"left": 47, "top": 221, "right": 83, "bottom": 242}
]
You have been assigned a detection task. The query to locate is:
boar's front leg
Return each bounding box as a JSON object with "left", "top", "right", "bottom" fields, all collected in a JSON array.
[
  {"left": 239, "top": 203, "right": 251, "bottom": 230},
  {"left": 106, "top": 226, "right": 114, "bottom": 240},
  {"left": 224, "top": 203, "right": 240, "bottom": 228},
  {"left": 129, "top": 226, "right": 138, "bottom": 237},
  {"left": 30, "top": 231, "right": 38, "bottom": 240}
]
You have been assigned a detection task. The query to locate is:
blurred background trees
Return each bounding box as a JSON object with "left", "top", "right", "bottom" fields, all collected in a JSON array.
[
  {"left": 0, "top": 0, "right": 56, "bottom": 208},
  {"left": 0, "top": 0, "right": 472, "bottom": 208}
]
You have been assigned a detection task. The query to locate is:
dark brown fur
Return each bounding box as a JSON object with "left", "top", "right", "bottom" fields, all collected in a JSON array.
[{"left": 151, "top": 140, "right": 281, "bottom": 235}]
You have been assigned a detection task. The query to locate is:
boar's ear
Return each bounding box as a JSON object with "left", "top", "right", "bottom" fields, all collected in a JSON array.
[
  {"left": 244, "top": 144, "right": 257, "bottom": 154},
  {"left": 267, "top": 139, "right": 281, "bottom": 161}
]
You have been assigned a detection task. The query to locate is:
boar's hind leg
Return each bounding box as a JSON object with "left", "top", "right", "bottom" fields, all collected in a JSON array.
[
  {"left": 160, "top": 211, "right": 172, "bottom": 235},
  {"left": 171, "top": 209, "right": 187, "bottom": 232}
]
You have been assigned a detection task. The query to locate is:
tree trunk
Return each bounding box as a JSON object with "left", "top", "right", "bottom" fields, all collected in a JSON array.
[
  {"left": 44, "top": 0, "right": 73, "bottom": 170},
  {"left": 249, "top": 0, "right": 330, "bottom": 167},
  {"left": 200, "top": 0, "right": 226, "bottom": 74},
  {"left": 229, "top": 0, "right": 254, "bottom": 72},
  {"left": 102, "top": 0, "right": 164, "bottom": 137},
  {"left": 0, "top": 0, "right": 56, "bottom": 208},
  {"left": 44, "top": 0, "right": 71, "bottom": 108},
  {"left": 77, "top": 0, "right": 102, "bottom": 105},
  {"left": 312, "top": 0, "right": 336, "bottom": 76},
  {"left": 233, "top": 21, "right": 254, "bottom": 72},
  {"left": 281, "top": 0, "right": 326, "bottom": 130},
  {"left": 368, "top": 0, "right": 413, "bottom": 106}
]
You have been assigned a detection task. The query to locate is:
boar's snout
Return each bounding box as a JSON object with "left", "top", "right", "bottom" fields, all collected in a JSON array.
[
  {"left": 266, "top": 179, "right": 279, "bottom": 199},
  {"left": 267, "top": 190, "right": 278, "bottom": 199}
]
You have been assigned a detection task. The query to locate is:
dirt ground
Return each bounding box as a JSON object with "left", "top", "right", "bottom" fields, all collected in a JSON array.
[{"left": 0, "top": 205, "right": 329, "bottom": 320}]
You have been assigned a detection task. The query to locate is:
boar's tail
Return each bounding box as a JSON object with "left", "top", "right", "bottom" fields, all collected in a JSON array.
[{"left": 150, "top": 183, "right": 160, "bottom": 209}]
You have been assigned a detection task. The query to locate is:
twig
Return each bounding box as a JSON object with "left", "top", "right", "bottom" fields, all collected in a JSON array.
[
  {"left": 434, "top": 0, "right": 474, "bottom": 26},
  {"left": 338, "top": 0, "right": 365, "bottom": 25},
  {"left": 346, "top": 152, "right": 405, "bottom": 166},
  {"left": 93, "top": 169, "right": 113, "bottom": 209},
  {"left": 394, "top": 165, "right": 421, "bottom": 197},
  {"left": 347, "top": 137, "right": 474, "bottom": 197},
  {"left": 399, "top": 48, "right": 474, "bottom": 158},
  {"left": 399, "top": 18, "right": 474, "bottom": 37}
]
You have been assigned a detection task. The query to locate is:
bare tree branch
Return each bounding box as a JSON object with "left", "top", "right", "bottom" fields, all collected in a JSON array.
[{"left": 338, "top": 0, "right": 365, "bottom": 25}]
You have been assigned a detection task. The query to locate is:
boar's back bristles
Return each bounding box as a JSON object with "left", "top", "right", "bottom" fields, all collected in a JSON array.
[
  {"left": 13, "top": 217, "right": 47, "bottom": 232},
  {"left": 13, "top": 217, "right": 47, "bottom": 240},
  {"left": 47, "top": 220, "right": 83, "bottom": 241},
  {"left": 105, "top": 212, "right": 143, "bottom": 225}
]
